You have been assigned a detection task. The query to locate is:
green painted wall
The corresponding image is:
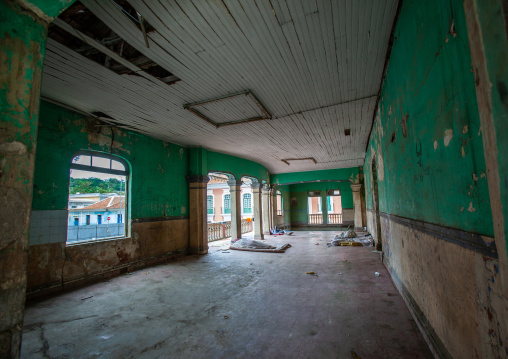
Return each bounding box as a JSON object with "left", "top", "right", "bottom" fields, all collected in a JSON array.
[
  {"left": 32, "top": 101, "right": 189, "bottom": 219},
  {"left": 363, "top": 0, "right": 493, "bottom": 236},
  {"left": 207, "top": 150, "right": 270, "bottom": 182},
  {"left": 285, "top": 182, "right": 353, "bottom": 224},
  {"left": 271, "top": 167, "right": 359, "bottom": 185},
  {"left": 29, "top": 0, "right": 75, "bottom": 18},
  {"left": 188, "top": 147, "right": 208, "bottom": 177}
]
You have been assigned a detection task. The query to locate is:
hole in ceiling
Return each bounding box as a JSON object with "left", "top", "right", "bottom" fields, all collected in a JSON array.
[
  {"left": 344, "top": 129, "right": 351, "bottom": 136},
  {"left": 49, "top": 1, "right": 179, "bottom": 84},
  {"left": 111, "top": 0, "right": 155, "bottom": 33},
  {"left": 91, "top": 111, "right": 114, "bottom": 119}
]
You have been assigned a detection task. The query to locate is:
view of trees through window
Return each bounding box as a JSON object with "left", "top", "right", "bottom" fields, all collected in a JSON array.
[
  {"left": 67, "top": 153, "right": 128, "bottom": 243},
  {"left": 69, "top": 177, "right": 125, "bottom": 194}
]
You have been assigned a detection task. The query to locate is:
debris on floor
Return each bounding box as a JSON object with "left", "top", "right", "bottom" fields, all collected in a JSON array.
[
  {"left": 270, "top": 227, "right": 294, "bottom": 235},
  {"left": 375, "top": 272, "right": 380, "bottom": 277},
  {"left": 339, "top": 241, "right": 363, "bottom": 246},
  {"left": 351, "top": 350, "right": 362, "bottom": 359},
  {"left": 230, "top": 238, "right": 291, "bottom": 253},
  {"left": 327, "top": 232, "right": 374, "bottom": 247},
  {"left": 306, "top": 271, "right": 318, "bottom": 277}
]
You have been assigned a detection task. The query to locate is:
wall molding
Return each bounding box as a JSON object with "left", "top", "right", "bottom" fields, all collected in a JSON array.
[
  {"left": 367, "top": 209, "right": 497, "bottom": 258},
  {"left": 131, "top": 216, "right": 189, "bottom": 223}
]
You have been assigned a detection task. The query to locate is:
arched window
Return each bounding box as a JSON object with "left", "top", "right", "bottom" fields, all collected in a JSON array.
[
  {"left": 243, "top": 193, "right": 252, "bottom": 214},
  {"left": 276, "top": 190, "right": 283, "bottom": 216},
  {"left": 67, "top": 152, "right": 129, "bottom": 243},
  {"left": 224, "top": 194, "right": 231, "bottom": 214},
  {"left": 207, "top": 195, "right": 214, "bottom": 214}
]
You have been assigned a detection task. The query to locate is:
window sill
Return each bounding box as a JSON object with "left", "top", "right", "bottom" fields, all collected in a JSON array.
[{"left": 66, "top": 236, "right": 130, "bottom": 247}]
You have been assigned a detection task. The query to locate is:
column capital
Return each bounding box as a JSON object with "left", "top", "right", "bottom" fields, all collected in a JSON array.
[
  {"left": 350, "top": 183, "right": 363, "bottom": 192},
  {"left": 251, "top": 182, "right": 263, "bottom": 189},
  {"left": 227, "top": 180, "right": 243, "bottom": 187},
  {"left": 186, "top": 175, "right": 209, "bottom": 183}
]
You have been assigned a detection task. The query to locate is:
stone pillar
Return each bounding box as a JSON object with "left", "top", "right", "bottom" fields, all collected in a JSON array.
[
  {"left": 251, "top": 182, "right": 264, "bottom": 240},
  {"left": 187, "top": 175, "right": 209, "bottom": 254},
  {"left": 228, "top": 180, "right": 242, "bottom": 239},
  {"left": 270, "top": 188, "right": 277, "bottom": 230},
  {"left": 351, "top": 184, "right": 365, "bottom": 230},
  {"left": 262, "top": 184, "right": 270, "bottom": 234},
  {"left": 0, "top": 2, "right": 74, "bottom": 357}
]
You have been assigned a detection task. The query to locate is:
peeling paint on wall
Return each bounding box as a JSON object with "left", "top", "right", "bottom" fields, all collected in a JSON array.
[
  {"left": 444, "top": 129, "right": 453, "bottom": 146},
  {"left": 32, "top": 101, "right": 188, "bottom": 220},
  {"left": 361, "top": 0, "right": 498, "bottom": 357}
]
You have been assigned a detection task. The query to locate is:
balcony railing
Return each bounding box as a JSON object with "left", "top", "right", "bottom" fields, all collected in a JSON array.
[
  {"left": 241, "top": 219, "right": 252, "bottom": 234},
  {"left": 207, "top": 220, "right": 253, "bottom": 242},
  {"left": 308, "top": 214, "right": 323, "bottom": 224},
  {"left": 328, "top": 213, "right": 342, "bottom": 224}
]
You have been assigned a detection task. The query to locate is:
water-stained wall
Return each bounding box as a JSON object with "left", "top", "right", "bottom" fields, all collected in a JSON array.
[
  {"left": 27, "top": 101, "right": 189, "bottom": 296},
  {"left": 363, "top": 0, "right": 506, "bottom": 357}
]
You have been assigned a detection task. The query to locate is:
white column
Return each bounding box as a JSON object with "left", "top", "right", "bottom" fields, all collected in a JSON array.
[
  {"left": 262, "top": 184, "right": 270, "bottom": 234},
  {"left": 351, "top": 183, "right": 364, "bottom": 230},
  {"left": 251, "top": 182, "right": 264, "bottom": 240},
  {"left": 228, "top": 180, "right": 243, "bottom": 239}
]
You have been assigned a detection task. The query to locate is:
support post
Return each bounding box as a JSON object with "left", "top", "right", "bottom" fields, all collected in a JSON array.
[
  {"left": 262, "top": 184, "right": 270, "bottom": 234},
  {"left": 270, "top": 188, "right": 276, "bottom": 230},
  {"left": 251, "top": 182, "right": 264, "bottom": 240},
  {"left": 187, "top": 175, "right": 209, "bottom": 254},
  {"left": 351, "top": 184, "right": 365, "bottom": 231},
  {"left": 228, "top": 180, "right": 242, "bottom": 239},
  {"left": 0, "top": 2, "right": 75, "bottom": 357}
]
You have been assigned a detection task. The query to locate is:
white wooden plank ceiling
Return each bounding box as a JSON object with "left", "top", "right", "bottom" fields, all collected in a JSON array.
[{"left": 41, "top": 0, "right": 398, "bottom": 174}]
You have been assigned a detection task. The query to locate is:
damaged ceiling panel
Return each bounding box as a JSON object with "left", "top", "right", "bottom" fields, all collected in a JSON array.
[{"left": 41, "top": 0, "right": 398, "bottom": 173}]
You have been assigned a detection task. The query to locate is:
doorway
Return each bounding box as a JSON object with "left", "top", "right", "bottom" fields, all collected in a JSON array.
[{"left": 326, "top": 190, "right": 343, "bottom": 224}]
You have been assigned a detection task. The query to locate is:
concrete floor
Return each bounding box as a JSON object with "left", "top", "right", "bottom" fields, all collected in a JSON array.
[{"left": 21, "top": 231, "right": 433, "bottom": 359}]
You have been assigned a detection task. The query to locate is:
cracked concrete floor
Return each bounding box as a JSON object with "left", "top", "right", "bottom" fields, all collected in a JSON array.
[{"left": 21, "top": 231, "right": 432, "bottom": 359}]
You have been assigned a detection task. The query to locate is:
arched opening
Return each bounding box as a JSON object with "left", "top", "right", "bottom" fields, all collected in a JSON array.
[
  {"left": 67, "top": 151, "right": 129, "bottom": 243},
  {"left": 372, "top": 157, "right": 382, "bottom": 251},
  {"left": 206, "top": 172, "right": 256, "bottom": 242}
]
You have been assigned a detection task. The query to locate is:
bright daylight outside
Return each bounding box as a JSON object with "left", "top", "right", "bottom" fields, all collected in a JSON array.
[{"left": 67, "top": 153, "right": 127, "bottom": 243}]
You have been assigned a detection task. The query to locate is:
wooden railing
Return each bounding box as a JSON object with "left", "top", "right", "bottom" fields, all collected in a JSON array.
[
  {"left": 328, "top": 213, "right": 342, "bottom": 224},
  {"left": 207, "top": 220, "right": 252, "bottom": 242},
  {"left": 308, "top": 214, "right": 323, "bottom": 224}
]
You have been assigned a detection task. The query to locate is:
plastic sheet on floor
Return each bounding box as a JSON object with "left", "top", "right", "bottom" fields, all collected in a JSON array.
[{"left": 230, "top": 238, "right": 291, "bottom": 253}]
